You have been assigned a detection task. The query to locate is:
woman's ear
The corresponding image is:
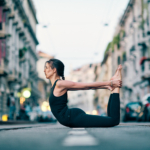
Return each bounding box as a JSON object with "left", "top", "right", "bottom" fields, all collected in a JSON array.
[{"left": 53, "top": 67, "right": 57, "bottom": 73}]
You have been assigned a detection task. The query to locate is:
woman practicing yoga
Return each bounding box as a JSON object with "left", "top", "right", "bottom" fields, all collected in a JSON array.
[{"left": 44, "top": 58, "right": 122, "bottom": 128}]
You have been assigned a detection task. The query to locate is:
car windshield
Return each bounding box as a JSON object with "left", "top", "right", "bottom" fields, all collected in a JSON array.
[{"left": 128, "top": 103, "right": 141, "bottom": 110}]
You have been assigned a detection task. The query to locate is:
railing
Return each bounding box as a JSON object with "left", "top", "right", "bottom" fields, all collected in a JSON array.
[{"left": 7, "top": 68, "right": 18, "bottom": 81}]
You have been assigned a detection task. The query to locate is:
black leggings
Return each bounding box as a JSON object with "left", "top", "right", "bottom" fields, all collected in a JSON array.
[{"left": 68, "top": 93, "right": 120, "bottom": 128}]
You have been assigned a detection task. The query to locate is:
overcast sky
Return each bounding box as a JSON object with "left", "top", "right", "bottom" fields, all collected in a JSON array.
[{"left": 33, "top": 0, "right": 129, "bottom": 77}]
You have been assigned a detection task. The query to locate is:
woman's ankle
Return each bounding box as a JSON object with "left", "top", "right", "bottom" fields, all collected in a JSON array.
[{"left": 112, "top": 88, "right": 120, "bottom": 93}]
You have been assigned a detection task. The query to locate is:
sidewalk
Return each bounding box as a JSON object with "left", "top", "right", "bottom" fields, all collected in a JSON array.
[
  {"left": 0, "top": 121, "right": 57, "bottom": 131},
  {"left": 0, "top": 120, "right": 38, "bottom": 125}
]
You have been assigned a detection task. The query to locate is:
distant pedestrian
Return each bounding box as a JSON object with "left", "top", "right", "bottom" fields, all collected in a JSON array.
[
  {"left": 7, "top": 93, "right": 16, "bottom": 120},
  {"left": 25, "top": 102, "right": 31, "bottom": 116}
]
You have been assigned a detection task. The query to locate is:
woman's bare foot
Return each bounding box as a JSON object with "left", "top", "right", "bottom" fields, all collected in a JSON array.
[
  {"left": 111, "top": 65, "right": 120, "bottom": 80},
  {"left": 110, "top": 64, "right": 122, "bottom": 81},
  {"left": 110, "top": 65, "right": 122, "bottom": 93}
]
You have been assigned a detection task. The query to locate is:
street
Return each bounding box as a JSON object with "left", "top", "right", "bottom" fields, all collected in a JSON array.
[{"left": 0, "top": 122, "right": 150, "bottom": 150}]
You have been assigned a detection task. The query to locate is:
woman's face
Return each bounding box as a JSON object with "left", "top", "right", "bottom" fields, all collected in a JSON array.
[{"left": 44, "top": 62, "right": 55, "bottom": 79}]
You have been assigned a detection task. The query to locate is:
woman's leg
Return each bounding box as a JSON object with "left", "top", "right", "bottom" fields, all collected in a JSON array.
[
  {"left": 111, "top": 64, "right": 122, "bottom": 94},
  {"left": 107, "top": 94, "right": 113, "bottom": 117},
  {"left": 69, "top": 93, "right": 120, "bottom": 128},
  {"left": 107, "top": 65, "right": 121, "bottom": 116},
  {"left": 69, "top": 66, "right": 122, "bottom": 128}
]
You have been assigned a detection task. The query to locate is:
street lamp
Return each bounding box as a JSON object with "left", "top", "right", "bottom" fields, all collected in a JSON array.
[{"left": 22, "top": 88, "right": 31, "bottom": 98}]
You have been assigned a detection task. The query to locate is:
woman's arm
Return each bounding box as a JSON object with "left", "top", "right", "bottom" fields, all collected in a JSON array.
[
  {"left": 57, "top": 80, "right": 121, "bottom": 91},
  {"left": 68, "top": 86, "right": 113, "bottom": 91}
]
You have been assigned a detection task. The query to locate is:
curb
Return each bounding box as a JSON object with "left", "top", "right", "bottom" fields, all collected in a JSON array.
[{"left": 0, "top": 121, "right": 38, "bottom": 125}]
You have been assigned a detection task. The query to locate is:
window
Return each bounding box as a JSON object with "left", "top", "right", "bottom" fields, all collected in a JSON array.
[
  {"left": 124, "top": 66, "right": 127, "bottom": 77},
  {"left": 146, "top": 17, "right": 149, "bottom": 26},
  {"left": 143, "top": 32, "right": 146, "bottom": 37},
  {"left": 141, "top": 63, "right": 145, "bottom": 72},
  {"left": 123, "top": 53, "right": 126, "bottom": 62},
  {"left": 118, "top": 56, "right": 121, "bottom": 65},
  {"left": 0, "top": 22, "right": 2, "bottom": 30},
  {"left": 89, "top": 64, "right": 92, "bottom": 68}
]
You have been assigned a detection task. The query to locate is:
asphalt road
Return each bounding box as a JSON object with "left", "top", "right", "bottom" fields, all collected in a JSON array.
[{"left": 0, "top": 122, "right": 150, "bottom": 150}]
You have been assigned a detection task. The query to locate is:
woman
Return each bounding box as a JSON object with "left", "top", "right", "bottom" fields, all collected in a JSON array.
[{"left": 44, "top": 58, "right": 122, "bottom": 128}]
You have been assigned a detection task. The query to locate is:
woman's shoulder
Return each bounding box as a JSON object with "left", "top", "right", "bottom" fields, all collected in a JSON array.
[{"left": 56, "top": 80, "right": 74, "bottom": 88}]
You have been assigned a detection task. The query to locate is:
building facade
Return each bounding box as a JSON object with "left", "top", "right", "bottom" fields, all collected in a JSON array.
[
  {"left": 94, "top": 52, "right": 112, "bottom": 115},
  {"left": 109, "top": 0, "right": 150, "bottom": 119},
  {"left": 0, "top": 0, "right": 40, "bottom": 120},
  {"left": 66, "top": 63, "right": 97, "bottom": 114}
]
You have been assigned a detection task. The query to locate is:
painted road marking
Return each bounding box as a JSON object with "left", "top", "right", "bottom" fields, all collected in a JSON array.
[
  {"left": 63, "top": 135, "right": 98, "bottom": 146},
  {"left": 72, "top": 128, "right": 85, "bottom": 129},
  {"left": 68, "top": 130, "right": 88, "bottom": 135},
  {"left": 62, "top": 128, "right": 99, "bottom": 146}
]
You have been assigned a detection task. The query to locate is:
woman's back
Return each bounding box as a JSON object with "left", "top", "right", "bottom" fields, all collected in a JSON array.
[{"left": 49, "top": 79, "right": 71, "bottom": 126}]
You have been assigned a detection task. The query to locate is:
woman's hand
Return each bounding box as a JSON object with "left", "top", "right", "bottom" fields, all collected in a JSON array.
[
  {"left": 111, "top": 80, "right": 122, "bottom": 88},
  {"left": 106, "top": 86, "right": 115, "bottom": 91}
]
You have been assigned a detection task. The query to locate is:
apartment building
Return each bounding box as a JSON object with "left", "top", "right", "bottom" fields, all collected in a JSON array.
[
  {"left": 94, "top": 51, "right": 112, "bottom": 114},
  {"left": 109, "top": 0, "right": 150, "bottom": 118},
  {"left": 0, "top": 0, "right": 39, "bottom": 119}
]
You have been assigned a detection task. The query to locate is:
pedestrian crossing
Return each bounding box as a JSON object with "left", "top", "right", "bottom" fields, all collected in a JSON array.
[{"left": 62, "top": 128, "right": 99, "bottom": 146}]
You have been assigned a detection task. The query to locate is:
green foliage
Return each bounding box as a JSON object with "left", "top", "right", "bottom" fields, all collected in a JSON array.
[
  {"left": 120, "top": 30, "right": 125, "bottom": 38},
  {"left": 22, "top": 47, "right": 27, "bottom": 52},
  {"left": 105, "top": 31, "right": 123, "bottom": 54},
  {"left": 104, "top": 42, "right": 111, "bottom": 56},
  {"left": 19, "top": 47, "right": 28, "bottom": 58},
  {"left": 111, "top": 33, "right": 120, "bottom": 50},
  {"left": 139, "top": 0, "right": 147, "bottom": 30}
]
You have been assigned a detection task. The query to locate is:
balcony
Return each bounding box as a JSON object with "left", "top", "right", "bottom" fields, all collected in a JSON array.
[
  {"left": 7, "top": 68, "right": 18, "bottom": 82},
  {"left": 0, "top": 58, "right": 8, "bottom": 75},
  {"left": 138, "top": 42, "right": 147, "bottom": 49},
  {"left": 0, "top": 23, "right": 6, "bottom": 38},
  {"left": 140, "top": 59, "right": 150, "bottom": 79},
  {"left": 141, "top": 70, "right": 150, "bottom": 80},
  {"left": 19, "top": 47, "right": 27, "bottom": 62},
  {"left": 29, "top": 69, "right": 38, "bottom": 78}
]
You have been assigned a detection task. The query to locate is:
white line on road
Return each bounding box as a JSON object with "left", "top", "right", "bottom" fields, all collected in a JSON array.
[
  {"left": 62, "top": 135, "right": 98, "bottom": 146},
  {"left": 72, "top": 128, "right": 85, "bottom": 129},
  {"left": 68, "top": 130, "right": 88, "bottom": 135},
  {"left": 62, "top": 128, "right": 99, "bottom": 146}
]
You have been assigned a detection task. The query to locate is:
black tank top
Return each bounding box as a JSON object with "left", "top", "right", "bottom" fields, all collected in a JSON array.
[{"left": 49, "top": 79, "right": 71, "bottom": 126}]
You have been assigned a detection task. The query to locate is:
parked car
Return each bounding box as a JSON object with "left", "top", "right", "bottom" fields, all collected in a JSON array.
[
  {"left": 123, "top": 102, "right": 142, "bottom": 122},
  {"left": 39, "top": 111, "right": 57, "bottom": 122},
  {"left": 28, "top": 106, "right": 41, "bottom": 121},
  {"left": 136, "top": 94, "right": 150, "bottom": 122},
  {"left": 28, "top": 106, "right": 57, "bottom": 122}
]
